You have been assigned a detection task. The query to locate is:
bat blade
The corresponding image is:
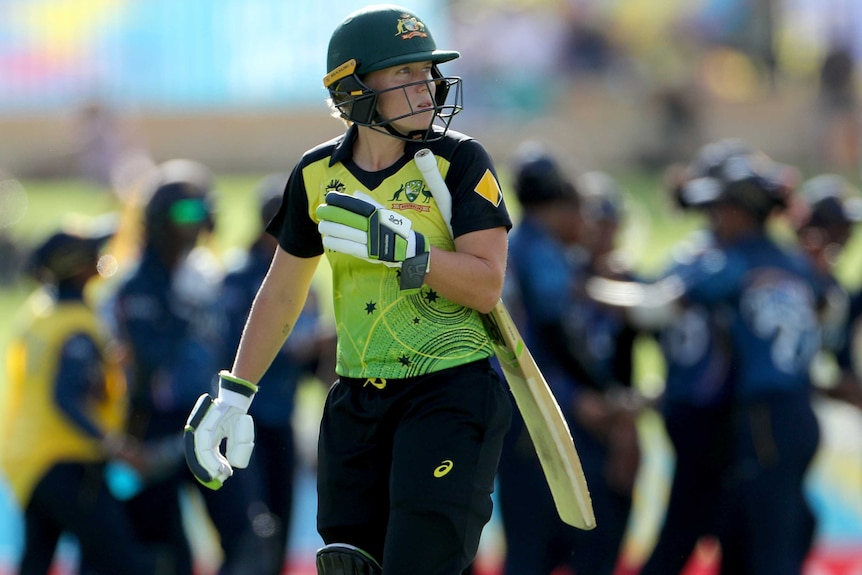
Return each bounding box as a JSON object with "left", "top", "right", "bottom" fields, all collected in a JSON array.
[
  {"left": 485, "top": 301, "right": 596, "bottom": 530},
  {"left": 414, "top": 147, "right": 595, "bottom": 530}
]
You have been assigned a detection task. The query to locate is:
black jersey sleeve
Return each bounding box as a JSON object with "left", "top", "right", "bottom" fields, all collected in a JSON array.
[
  {"left": 445, "top": 138, "right": 512, "bottom": 237},
  {"left": 265, "top": 161, "right": 324, "bottom": 258}
]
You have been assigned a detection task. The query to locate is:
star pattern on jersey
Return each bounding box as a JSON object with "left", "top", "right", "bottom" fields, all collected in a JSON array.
[
  {"left": 412, "top": 317, "right": 420, "bottom": 324},
  {"left": 423, "top": 289, "right": 439, "bottom": 304},
  {"left": 365, "top": 301, "right": 377, "bottom": 314},
  {"left": 398, "top": 355, "right": 411, "bottom": 366}
]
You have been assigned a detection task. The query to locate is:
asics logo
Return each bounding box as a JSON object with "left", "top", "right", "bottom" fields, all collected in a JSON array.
[{"left": 433, "top": 459, "right": 454, "bottom": 478}]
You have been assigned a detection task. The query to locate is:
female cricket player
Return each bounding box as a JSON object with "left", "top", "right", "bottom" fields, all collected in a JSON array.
[{"left": 185, "top": 5, "right": 513, "bottom": 574}]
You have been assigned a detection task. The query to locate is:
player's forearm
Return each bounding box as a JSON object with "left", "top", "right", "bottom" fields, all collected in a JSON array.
[
  {"left": 421, "top": 226, "right": 507, "bottom": 313},
  {"left": 424, "top": 246, "right": 504, "bottom": 313},
  {"left": 231, "top": 249, "right": 319, "bottom": 384},
  {"left": 232, "top": 289, "right": 303, "bottom": 384}
]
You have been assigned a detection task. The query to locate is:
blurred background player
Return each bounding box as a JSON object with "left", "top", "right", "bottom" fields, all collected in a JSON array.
[
  {"left": 0, "top": 221, "right": 170, "bottom": 575},
  {"left": 638, "top": 140, "right": 742, "bottom": 575},
  {"left": 571, "top": 169, "right": 643, "bottom": 530},
  {"left": 497, "top": 142, "right": 586, "bottom": 575},
  {"left": 217, "top": 173, "right": 336, "bottom": 574},
  {"left": 498, "top": 142, "right": 642, "bottom": 575},
  {"left": 790, "top": 174, "right": 862, "bottom": 409},
  {"left": 589, "top": 145, "right": 824, "bottom": 575},
  {"left": 564, "top": 169, "right": 643, "bottom": 575},
  {"left": 814, "top": 44, "right": 859, "bottom": 171},
  {"left": 109, "top": 159, "right": 265, "bottom": 574}
]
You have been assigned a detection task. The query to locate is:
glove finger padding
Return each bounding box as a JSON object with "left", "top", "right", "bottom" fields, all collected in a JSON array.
[
  {"left": 224, "top": 413, "right": 255, "bottom": 468},
  {"left": 318, "top": 220, "right": 368, "bottom": 245},
  {"left": 184, "top": 372, "right": 257, "bottom": 490},
  {"left": 184, "top": 393, "right": 232, "bottom": 490},
  {"left": 317, "top": 191, "right": 427, "bottom": 265},
  {"left": 322, "top": 235, "right": 394, "bottom": 265},
  {"left": 318, "top": 219, "right": 395, "bottom": 265}
]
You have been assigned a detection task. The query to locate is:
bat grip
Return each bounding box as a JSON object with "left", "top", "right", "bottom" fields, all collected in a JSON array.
[{"left": 414, "top": 148, "right": 454, "bottom": 237}]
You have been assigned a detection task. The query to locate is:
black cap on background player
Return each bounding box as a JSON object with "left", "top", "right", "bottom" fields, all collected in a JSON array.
[
  {"left": 678, "top": 143, "right": 795, "bottom": 222},
  {"left": 511, "top": 141, "right": 579, "bottom": 208},
  {"left": 28, "top": 217, "right": 116, "bottom": 284},
  {"left": 144, "top": 159, "right": 215, "bottom": 243},
  {"left": 795, "top": 174, "right": 862, "bottom": 230}
]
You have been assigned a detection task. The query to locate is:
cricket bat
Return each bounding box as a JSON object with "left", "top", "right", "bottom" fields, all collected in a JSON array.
[{"left": 414, "top": 148, "right": 596, "bottom": 530}]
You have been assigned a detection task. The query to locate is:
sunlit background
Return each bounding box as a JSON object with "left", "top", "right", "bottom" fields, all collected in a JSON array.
[
  {"left": 1, "top": 1, "right": 862, "bottom": 574},
  {"left": 0, "top": 0, "right": 861, "bottom": 175}
]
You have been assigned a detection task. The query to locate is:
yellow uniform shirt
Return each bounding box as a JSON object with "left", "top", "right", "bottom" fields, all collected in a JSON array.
[
  {"left": 267, "top": 128, "right": 512, "bottom": 379},
  {"left": 0, "top": 290, "right": 126, "bottom": 506}
]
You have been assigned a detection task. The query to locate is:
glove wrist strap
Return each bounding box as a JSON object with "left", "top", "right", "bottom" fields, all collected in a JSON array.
[
  {"left": 400, "top": 250, "right": 430, "bottom": 290},
  {"left": 218, "top": 370, "right": 258, "bottom": 410}
]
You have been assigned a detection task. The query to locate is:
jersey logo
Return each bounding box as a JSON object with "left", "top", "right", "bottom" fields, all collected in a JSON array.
[
  {"left": 433, "top": 459, "right": 454, "bottom": 478},
  {"left": 395, "top": 15, "right": 427, "bottom": 40},
  {"left": 390, "top": 180, "right": 431, "bottom": 212},
  {"left": 474, "top": 169, "right": 502, "bottom": 206},
  {"left": 326, "top": 180, "right": 345, "bottom": 194},
  {"left": 390, "top": 180, "right": 429, "bottom": 203}
]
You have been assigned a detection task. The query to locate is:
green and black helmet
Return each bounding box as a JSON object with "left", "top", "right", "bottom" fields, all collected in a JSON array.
[{"left": 323, "top": 4, "right": 463, "bottom": 142}]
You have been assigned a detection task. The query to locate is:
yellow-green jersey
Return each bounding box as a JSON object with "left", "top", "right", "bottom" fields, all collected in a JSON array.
[
  {"left": 0, "top": 289, "right": 126, "bottom": 506},
  {"left": 267, "top": 127, "right": 511, "bottom": 379}
]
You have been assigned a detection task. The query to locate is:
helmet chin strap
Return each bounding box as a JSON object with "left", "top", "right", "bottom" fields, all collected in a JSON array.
[
  {"left": 366, "top": 107, "right": 433, "bottom": 142},
  {"left": 382, "top": 122, "right": 431, "bottom": 141}
]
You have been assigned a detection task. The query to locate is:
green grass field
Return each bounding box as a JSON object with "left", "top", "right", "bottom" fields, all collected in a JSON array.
[
  {"left": 4, "top": 169, "right": 862, "bottom": 387},
  {"left": 3, "top": 171, "right": 862, "bottom": 572},
  {"left": 0, "top": 170, "right": 681, "bottom": 372}
]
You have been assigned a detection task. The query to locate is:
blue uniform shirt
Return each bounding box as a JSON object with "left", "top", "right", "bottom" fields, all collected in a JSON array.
[
  {"left": 54, "top": 285, "right": 106, "bottom": 439},
  {"left": 507, "top": 216, "right": 589, "bottom": 414},
  {"left": 669, "top": 232, "right": 822, "bottom": 401},
  {"left": 111, "top": 247, "right": 222, "bottom": 438},
  {"left": 219, "top": 242, "right": 321, "bottom": 427},
  {"left": 659, "top": 235, "right": 734, "bottom": 407},
  {"left": 836, "top": 289, "right": 862, "bottom": 372}
]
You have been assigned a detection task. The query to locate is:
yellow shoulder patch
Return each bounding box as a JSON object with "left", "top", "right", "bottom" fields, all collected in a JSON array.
[{"left": 474, "top": 169, "right": 502, "bottom": 206}]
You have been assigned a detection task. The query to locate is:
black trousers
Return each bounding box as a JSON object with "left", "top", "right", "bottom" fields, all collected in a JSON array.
[
  {"left": 719, "top": 393, "right": 820, "bottom": 575},
  {"left": 317, "top": 359, "right": 511, "bottom": 575},
  {"left": 640, "top": 401, "right": 734, "bottom": 575},
  {"left": 20, "top": 461, "right": 163, "bottom": 575}
]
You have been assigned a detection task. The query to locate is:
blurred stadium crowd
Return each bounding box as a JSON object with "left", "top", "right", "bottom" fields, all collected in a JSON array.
[
  {"left": 1, "top": 1, "right": 862, "bottom": 574},
  {"left": 0, "top": 0, "right": 861, "bottom": 174}
]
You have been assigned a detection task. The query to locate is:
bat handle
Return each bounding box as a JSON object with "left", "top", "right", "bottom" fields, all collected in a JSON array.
[{"left": 414, "top": 148, "right": 454, "bottom": 237}]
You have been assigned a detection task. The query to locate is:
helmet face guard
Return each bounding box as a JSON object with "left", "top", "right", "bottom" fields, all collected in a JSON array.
[
  {"left": 324, "top": 6, "right": 463, "bottom": 142},
  {"left": 325, "top": 59, "right": 462, "bottom": 142}
]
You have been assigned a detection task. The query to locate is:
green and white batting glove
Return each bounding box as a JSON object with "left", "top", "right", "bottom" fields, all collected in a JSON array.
[
  {"left": 317, "top": 191, "right": 430, "bottom": 289},
  {"left": 183, "top": 371, "right": 258, "bottom": 490}
]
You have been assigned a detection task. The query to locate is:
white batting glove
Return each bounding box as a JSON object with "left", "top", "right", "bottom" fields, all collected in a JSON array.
[
  {"left": 317, "top": 191, "right": 430, "bottom": 289},
  {"left": 183, "top": 371, "right": 257, "bottom": 490}
]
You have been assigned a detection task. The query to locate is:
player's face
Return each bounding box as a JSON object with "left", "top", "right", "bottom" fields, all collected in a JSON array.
[
  {"left": 708, "top": 202, "right": 757, "bottom": 244},
  {"left": 365, "top": 61, "right": 436, "bottom": 132}
]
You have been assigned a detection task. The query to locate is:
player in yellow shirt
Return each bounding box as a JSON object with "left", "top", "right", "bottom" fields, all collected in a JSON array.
[
  {"left": 0, "top": 225, "right": 167, "bottom": 574},
  {"left": 185, "top": 5, "right": 513, "bottom": 574}
]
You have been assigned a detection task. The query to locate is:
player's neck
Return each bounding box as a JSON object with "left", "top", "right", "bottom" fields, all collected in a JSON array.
[{"left": 353, "top": 128, "right": 405, "bottom": 172}]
